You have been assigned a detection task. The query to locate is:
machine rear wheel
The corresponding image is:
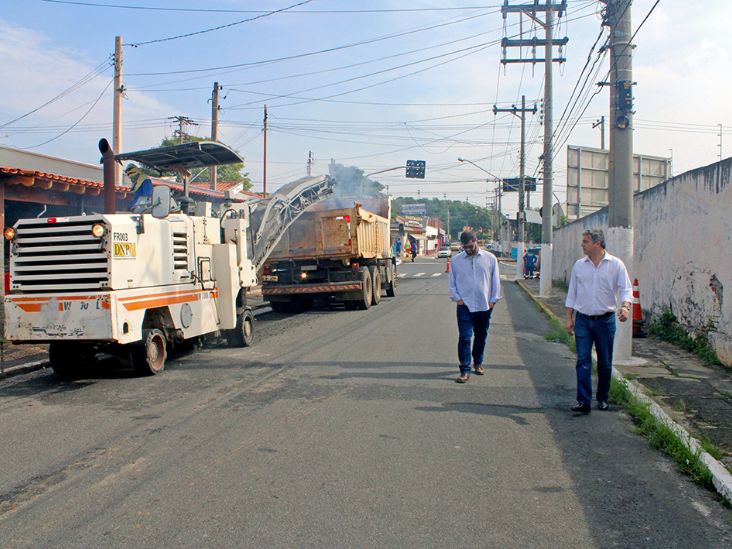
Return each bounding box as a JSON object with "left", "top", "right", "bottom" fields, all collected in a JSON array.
[
  {"left": 386, "top": 263, "right": 397, "bottom": 297},
  {"left": 131, "top": 329, "right": 167, "bottom": 375}
]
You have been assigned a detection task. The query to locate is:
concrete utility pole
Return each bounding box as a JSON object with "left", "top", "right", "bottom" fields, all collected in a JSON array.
[
  {"left": 209, "top": 82, "right": 222, "bottom": 190},
  {"left": 263, "top": 104, "right": 268, "bottom": 195},
  {"left": 593, "top": 115, "right": 606, "bottom": 149},
  {"left": 718, "top": 123, "right": 723, "bottom": 160},
  {"left": 500, "top": 0, "right": 567, "bottom": 291},
  {"left": 307, "top": 150, "right": 313, "bottom": 176},
  {"left": 112, "top": 36, "right": 123, "bottom": 186},
  {"left": 606, "top": 0, "right": 634, "bottom": 361},
  {"left": 494, "top": 95, "right": 537, "bottom": 279}
]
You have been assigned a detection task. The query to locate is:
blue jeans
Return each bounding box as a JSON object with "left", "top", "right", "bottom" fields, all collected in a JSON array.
[
  {"left": 574, "top": 312, "right": 616, "bottom": 405},
  {"left": 456, "top": 305, "right": 493, "bottom": 374}
]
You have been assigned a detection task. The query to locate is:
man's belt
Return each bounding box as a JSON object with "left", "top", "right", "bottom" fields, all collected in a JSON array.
[{"left": 577, "top": 310, "right": 614, "bottom": 320}]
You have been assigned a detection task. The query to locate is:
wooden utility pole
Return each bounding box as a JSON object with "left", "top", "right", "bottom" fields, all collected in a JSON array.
[
  {"left": 307, "top": 150, "right": 313, "bottom": 176},
  {"left": 263, "top": 104, "right": 268, "bottom": 195},
  {"left": 209, "top": 82, "right": 221, "bottom": 190},
  {"left": 112, "top": 35, "right": 123, "bottom": 185},
  {"left": 169, "top": 115, "right": 196, "bottom": 144}
]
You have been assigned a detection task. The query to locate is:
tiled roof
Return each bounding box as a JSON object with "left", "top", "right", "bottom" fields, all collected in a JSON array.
[{"left": 0, "top": 166, "right": 243, "bottom": 201}]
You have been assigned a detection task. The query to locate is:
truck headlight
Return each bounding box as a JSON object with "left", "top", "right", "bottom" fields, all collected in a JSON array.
[
  {"left": 3, "top": 227, "right": 16, "bottom": 241},
  {"left": 91, "top": 223, "right": 106, "bottom": 238}
]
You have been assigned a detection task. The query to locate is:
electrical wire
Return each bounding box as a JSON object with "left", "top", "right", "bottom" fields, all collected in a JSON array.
[
  {"left": 18, "top": 77, "right": 114, "bottom": 149},
  {"left": 128, "top": 0, "right": 315, "bottom": 48}
]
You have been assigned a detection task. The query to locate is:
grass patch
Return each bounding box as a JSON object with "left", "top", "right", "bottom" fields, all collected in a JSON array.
[
  {"left": 647, "top": 309, "right": 722, "bottom": 367},
  {"left": 544, "top": 315, "right": 576, "bottom": 353},
  {"left": 610, "top": 380, "right": 714, "bottom": 488}
]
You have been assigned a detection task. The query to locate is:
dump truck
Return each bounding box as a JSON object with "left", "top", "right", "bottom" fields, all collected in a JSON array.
[
  {"left": 3, "top": 139, "right": 334, "bottom": 378},
  {"left": 261, "top": 196, "right": 397, "bottom": 311}
]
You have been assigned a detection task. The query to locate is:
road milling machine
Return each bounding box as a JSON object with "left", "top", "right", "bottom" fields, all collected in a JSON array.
[{"left": 3, "top": 139, "right": 334, "bottom": 378}]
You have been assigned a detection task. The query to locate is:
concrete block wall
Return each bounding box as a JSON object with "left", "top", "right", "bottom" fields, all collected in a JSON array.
[{"left": 552, "top": 158, "right": 732, "bottom": 366}]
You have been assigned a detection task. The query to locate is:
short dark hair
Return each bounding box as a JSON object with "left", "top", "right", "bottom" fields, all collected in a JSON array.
[
  {"left": 583, "top": 229, "right": 606, "bottom": 249},
  {"left": 460, "top": 231, "right": 476, "bottom": 245}
]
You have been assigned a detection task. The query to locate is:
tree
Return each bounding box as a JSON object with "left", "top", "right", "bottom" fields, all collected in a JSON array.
[
  {"left": 133, "top": 136, "right": 252, "bottom": 191},
  {"left": 391, "top": 197, "right": 494, "bottom": 240}
]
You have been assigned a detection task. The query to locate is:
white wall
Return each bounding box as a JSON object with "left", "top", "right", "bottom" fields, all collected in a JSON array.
[{"left": 552, "top": 158, "right": 732, "bottom": 366}]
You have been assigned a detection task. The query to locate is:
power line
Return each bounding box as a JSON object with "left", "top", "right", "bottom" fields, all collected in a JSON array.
[
  {"left": 0, "top": 57, "right": 112, "bottom": 128},
  {"left": 19, "top": 77, "right": 114, "bottom": 149},
  {"left": 128, "top": 0, "right": 315, "bottom": 47}
]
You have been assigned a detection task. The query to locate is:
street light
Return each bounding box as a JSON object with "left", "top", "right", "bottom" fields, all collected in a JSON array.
[{"left": 457, "top": 158, "right": 505, "bottom": 256}]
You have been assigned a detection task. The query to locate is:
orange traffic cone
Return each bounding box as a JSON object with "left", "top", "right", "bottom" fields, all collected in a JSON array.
[
  {"left": 445, "top": 257, "right": 451, "bottom": 273},
  {"left": 632, "top": 278, "right": 645, "bottom": 337}
]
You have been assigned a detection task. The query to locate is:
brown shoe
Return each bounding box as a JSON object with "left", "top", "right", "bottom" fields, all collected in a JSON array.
[
  {"left": 455, "top": 373, "right": 470, "bottom": 384},
  {"left": 473, "top": 365, "right": 485, "bottom": 375}
]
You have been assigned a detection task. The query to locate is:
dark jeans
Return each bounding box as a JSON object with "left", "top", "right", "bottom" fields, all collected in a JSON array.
[
  {"left": 456, "top": 305, "right": 493, "bottom": 374},
  {"left": 574, "top": 312, "right": 616, "bottom": 405}
]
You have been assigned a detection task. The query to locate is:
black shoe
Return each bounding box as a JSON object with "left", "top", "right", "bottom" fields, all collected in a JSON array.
[
  {"left": 597, "top": 401, "right": 609, "bottom": 411},
  {"left": 570, "top": 402, "right": 591, "bottom": 414}
]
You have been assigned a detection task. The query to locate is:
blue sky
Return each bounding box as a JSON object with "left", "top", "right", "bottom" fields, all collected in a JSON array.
[{"left": 0, "top": 0, "right": 730, "bottom": 215}]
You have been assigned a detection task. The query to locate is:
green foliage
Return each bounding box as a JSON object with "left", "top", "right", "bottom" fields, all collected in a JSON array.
[
  {"left": 543, "top": 314, "right": 576, "bottom": 353},
  {"left": 132, "top": 135, "right": 252, "bottom": 190},
  {"left": 391, "top": 196, "right": 495, "bottom": 240},
  {"left": 609, "top": 379, "right": 715, "bottom": 488},
  {"left": 647, "top": 308, "right": 721, "bottom": 367}
]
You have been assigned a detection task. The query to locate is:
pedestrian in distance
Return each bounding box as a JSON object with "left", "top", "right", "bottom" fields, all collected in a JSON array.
[
  {"left": 523, "top": 250, "right": 531, "bottom": 279},
  {"left": 565, "top": 229, "right": 632, "bottom": 413},
  {"left": 448, "top": 231, "right": 501, "bottom": 383}
]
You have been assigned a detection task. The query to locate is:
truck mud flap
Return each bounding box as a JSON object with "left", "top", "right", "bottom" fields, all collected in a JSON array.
[{"left": 262, "top": 282, "right": 362, "bottom": 295}]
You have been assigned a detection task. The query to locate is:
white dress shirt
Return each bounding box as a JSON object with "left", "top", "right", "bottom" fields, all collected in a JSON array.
[
  {"left": 448, "top": 248, "right": 501, "bottom": 312},
  {"left": 565, "top": 251, "right": 633, "bottom": 315}
]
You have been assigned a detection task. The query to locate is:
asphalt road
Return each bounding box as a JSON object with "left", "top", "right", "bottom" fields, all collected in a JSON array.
[{"left": 0, "top": 257, "right": 730, "bottom": 548}]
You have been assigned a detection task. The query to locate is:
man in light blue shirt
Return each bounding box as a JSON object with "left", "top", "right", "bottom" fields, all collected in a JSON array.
[
  {"left": 448, "top": 231, "right": 501, "bottom": 383},
  {"left": 565, "top": 229, "right": 633, "bottom": 413}
]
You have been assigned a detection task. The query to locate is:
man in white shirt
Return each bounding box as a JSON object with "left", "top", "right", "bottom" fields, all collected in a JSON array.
[
  {"left": 448, "top": 231, "right": 501, "bottom": 383},
  {"left": 565, "top": 229, "right": 633, "bottom": 413}
]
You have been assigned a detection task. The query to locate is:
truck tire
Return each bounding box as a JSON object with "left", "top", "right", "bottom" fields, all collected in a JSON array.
[
  {"left": 49, "top": 342, "right": 92, "bottom": 380},
  {"left": 386, "top": 263, "right": 397, "bottom": 297},
  {"left": 355, "top": 267, "right": 372, "bottom": 310},
  {"left": 369, "top": 265, "right": 381, "bottom": 305},
  {"left": 227, "top": 308, "right": 254, "bottom": 347},
  {"left": 131, "top": 329, "right": 167, "bottom": 375}
]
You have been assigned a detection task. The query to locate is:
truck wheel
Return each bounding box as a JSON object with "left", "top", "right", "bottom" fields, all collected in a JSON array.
[
  {"left": 131, "top": 329, "right": 167, "bottom": 375},
  {"left": 369, "top": 266, "right": 381, "bottom": 305},
  {"left": 386, "top": 263, "right": 397, "bottom": 297},
  {"left": 227, "top": 309, "right": 254, "bottom": 347},
  {"left": 356, "top": 267, "right": 372, "bottom": 310},
  {"left": 49, "top": 342, "right": 91, "bottom": 380}
]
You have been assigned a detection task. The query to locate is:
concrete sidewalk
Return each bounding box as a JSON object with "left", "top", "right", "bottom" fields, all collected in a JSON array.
[{"left": 516, "top": 276, "right": 732, "bottom": 474}]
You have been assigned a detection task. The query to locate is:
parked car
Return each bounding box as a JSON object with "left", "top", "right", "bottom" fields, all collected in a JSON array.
[{"left": 437, "top": 247, "right": 451, "bottom": 258}]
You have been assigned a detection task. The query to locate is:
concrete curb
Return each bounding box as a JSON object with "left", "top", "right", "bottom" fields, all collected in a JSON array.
[{"left": 514, "top": 279, "right": 732, "bottom": 506}]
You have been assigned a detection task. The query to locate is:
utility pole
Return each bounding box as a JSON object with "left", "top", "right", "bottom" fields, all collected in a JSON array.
[
  {"left": 605, "top": 0, "right": 634, "bottom": 361},
  {"left": 494, "top": 95, "right": 537, "bottom": 279},
  {"left": 169, "top": 115, "right": 196, "bottom": 144},
  {"left": 209, "top": 82, "right": 222, "bottom": 190},
  {"left": 500, "top": 1, "right": 567, "bottom": 289},
  {"left": 263, "top": 104, "right": 268, "bottom": 195},
  {"left": 718, "top": 123, "right": 723, "bottom": 160},
  {"left": 307, "top": 150, "right": 314, "bottom": 176},
  {"left": 113, "top": 36, "right": 124, "bottom": 186},
  {"left": 593, "top": 115, "right": 606, "bottom": 149}
]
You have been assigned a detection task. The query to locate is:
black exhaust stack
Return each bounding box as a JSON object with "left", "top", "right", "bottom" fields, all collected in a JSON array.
[{"left": 99, "top": 138, "right": 117, "bottom": 214}]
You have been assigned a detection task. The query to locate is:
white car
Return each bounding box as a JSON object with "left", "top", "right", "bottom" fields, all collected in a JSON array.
[{"left": 437, "top": 248, "right": 451, "bottom": 258}]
